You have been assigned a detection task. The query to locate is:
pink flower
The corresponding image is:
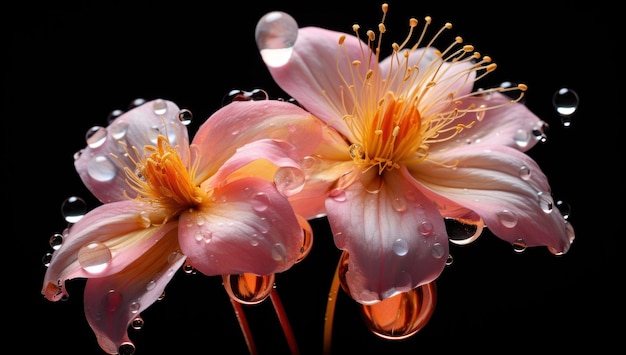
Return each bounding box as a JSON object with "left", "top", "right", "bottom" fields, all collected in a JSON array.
[
  {"left": 256, "top": 5, "right": 575, "bottom": 305},
  {"left": 41, "top": 98, "right": 321, "bottom": 353}
]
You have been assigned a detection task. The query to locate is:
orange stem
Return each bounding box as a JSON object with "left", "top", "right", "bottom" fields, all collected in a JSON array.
[
  {"left": 270, "top": 287, "right": 300, "bottom": 355},
  {"left": 230, "top": 297, "right": 258, "bottom": 355},
  {"left": 323, "top": 255, "right": 342, "bottom": 355}
]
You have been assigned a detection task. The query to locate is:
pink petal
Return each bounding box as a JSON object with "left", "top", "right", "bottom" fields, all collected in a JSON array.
[
  {"left": 411, "top": 144, "right": 573, "bottom": 253},
  {"left": 83, "top": 232, "right": 185, "bottom": 354},
  {"left": 42, "top": 201, "right": 178, "bottom": 301},
  {"left": 75, "top": 99, "right": 189, "bottom": 203},
  {"left": 265, "top": 27, "right": 375, "bottom": 140},
  {"left": 192, "top": 100, "right": 322, "bottom": 183},
  {"left": 325, "top": 169, "right": 448, "bottom": 304},
  {"left": 179, "top": 176, "right": 303, "bottom": 276}
]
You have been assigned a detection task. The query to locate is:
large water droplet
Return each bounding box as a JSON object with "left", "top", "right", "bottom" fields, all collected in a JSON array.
[
  {"left": 61, "top": 196, "right": 87, "bottom": 223},
  {"left": 496, "top": 209, "right": 518, "bottom": 228},
  {"left": 77, "top": 242, "right": 112, "bottom": 273},
  {"left": 118, "top": 342, "right": 136, "bottom": 355},
  {"left": 255, "top": 11, "right": 299, "bottom": 67},
  {"left": 553, "top": 87, "right": 579, "bottom": 117},
  {"left": 177, "top": 109, "right": 193, "bottom": 125},
  {"left": 251, "top": 192, "right": 271, "bottom": 212},
  {"left": 49, "top": 233, "right": 64, "bottom": 250},
  {"left": 109, "top": 122, "right": 129, "bottom": 140},
  {"left": 223, "top": 273, "right": 274, "bottom": 305},
  {"left": 359, "top": 283, "right": 437, "bottom": 340},
  {"left": 86, "top": 126, "right": 107, "bottom": 148},
  {"left": 87, "top": 155, "right": 118, "bottom": 182},
  {"left": 392, "top": 238, "right": 409, "bottom": 256},
  {"left": 445, "top": 214, "right": 483, "bottom": 246},
  {"left": 274, "top": 166, "right": 305, "bottom": 196},
  {"left": 152, "top": 99, "right": 168, "bottom": 116}
]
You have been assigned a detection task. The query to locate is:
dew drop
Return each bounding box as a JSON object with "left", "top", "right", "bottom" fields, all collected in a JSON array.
[
  {"left": 513, "top": 129, "right": 531, "bottom": 148},
  {"left": 42, "top": 252, "right": 52, "bottom": 267},
  {"left": 61, "top": 196, "right": 87, "bottom": 223},
  {"left": 418, "top": 220, "right": 433, "bottom": 236},
  {"left": 430, "top": 243, "right": 445, "bottom": 259},
  {"left": 251, "top": 192, "right": 271, "bottom": 212},
  {"left": 87, "top": 155, "right": 117, "bottom": 182},
  {"left": 512, "top": 238, "right": 527, "bottom": 252},
  {"left": 49, "top": 233, "right": 64, "bottom": 250},
  {"left": 392, "top": 238, "right": 409, "bottom": 256},
  {"left": 538, "top": 192, "right": 554, "bottom": 213},
  {"left": 177, "top": 109, "right": 193, "bottom": 125},
  {"left": 118, "top": 342, "right": 136, "bottom": 355},
  {"left": 107, "top": 109, "right": 124, "bottom": 125},
  {"left": 274, "top": 166, "right": 305, "bottom": 196},
  {"left": 556, "top": 199, "right": 571, "bottom": 220},
  {"left": 128, "top": 98, "right": 146, "bottom": 109},
  {"left": 330, "top": 188, "right": 347, "bottom": 202},
  {"left": 518, "top": 165, "right": 531, "bottom": 180},
  {"left": 86, "top": 126, "right": 107, "bottom": 148},
  {"left": 445, "top": 254, "right": 454, "bottom": 266},
  {"left": 496, "top": 209, "right": 518, "bottom": 228},
  {"left": 391, "top": 195, "right": 407, "bottom": 212},
  {"left": 255, "top": 11, "right": 299, "bottom": 67},
  {"left": 77, "top": 242, "right": 112, "bottom": 273},
  {"left": 109, "top": 122, "right": 129, "bottom": 140},
  {"left": 349, "top": 143, "right": 365, "bottom": 159},
  {"left": 129, "top": 301, "right": 141, "bottom": 314},
  {"left": 445, "top": 215, "right": 483, "bottom": 245},
  {"left": 271, "top": 242, "right": 287, "bottom": 263},
  {"left": 152, "top": 99, "right": 168, "bottom": 116},
  {"left": 553, "top": 87, "right": 579, "bottom": 117},
  {"left": 131, "top": 317, "right": 144, "bottom": 330},
  {"left": 475, "top": 105, "right": 486, "bottom": 121}
]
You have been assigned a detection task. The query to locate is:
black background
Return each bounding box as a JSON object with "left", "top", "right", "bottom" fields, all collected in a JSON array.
[{"left": 8, "top": 1, "right": 620, "bottom": 354}]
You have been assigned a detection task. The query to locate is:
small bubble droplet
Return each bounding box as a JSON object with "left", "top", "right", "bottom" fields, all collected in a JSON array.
[
  {"left": 553, "top": 87, "right": 579, "bottom": 116},
  {"left": 177, "top": 109, "right": 193, "bottom": 125},
  {"left": 255, "top": 11, "right": 299, "bottom": 67},
  {"left": 61, "top": 196, "right": 87, "bottom": 223}
]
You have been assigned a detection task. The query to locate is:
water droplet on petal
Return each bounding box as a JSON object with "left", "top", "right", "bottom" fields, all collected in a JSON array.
[
  {"left": 496, "top": 209, "right": 518, "bottom": 228},
  {"left": 418, "top": 220, "right": 433, "bottom": 236},
  {"left": 271, "top": 242, "right": 287, "bottom": 263},
  {"left": 177, "top": 109, "right": 193, "bottom": 125},
  {"left": 430, "top": 243, "right": 445, "bottom": 259},
  {"left": 152, "top": 99, "right": 168, "bottom": 116},
  {"left": 512, "top": 238, "right": 527, "bottom": 252},
  {"left": 107, "top": 109, "right": 124, "bottom": 125},
  {"left": 513, "top": 129, "right": 531, "bottom": 148},
  {"left": 445, "top": 213, "right": 484, "bottom": 245},
  {"left": 330, "top": 188, "right": 347, "bottom": 202},
  {"left": 77, "top": 242, "right": 112, "bottom": 273},
  {"left": 86, "top": 126, "right": 108, "bottom": 148},
  {"left": 109, "top": 122, "right": 129, "bottom": 140},
  {"left": 129, "top": 301, "right": 141, "bottom": 314},
  {"left": 537, "top": 192, "right": 554, "bottom": 213},
  {"left": 49, "top": 233, "right": 64, "bottom": 250},
  {"left": 274, "top": 166, "right": 305, "bottom": 196},
  {"left": 251, "top": 192, "right": 271, "bottom": 212},
  {"left": 556, "top": 199, "right": 571, "bottom": 220},
  {"left": 255, "top": 11, "right": 299, "bottom": 67},
  {"left": 131, "top": 317, "right": 144, "bottom": 330},
  {"left": 360, "top": 283, "right": 437, "bottom": 340},
  {"left": 42, "top": 252, "right": 52, "bottom": 267},
  {"left": 518, "top": 165, "right": 531, "bottom": 180},
  {"left": 118, "top": 342, "right": 136, "bottom": 355},
  {"left": 392, "top": 238, "right": 409, "bottom": 256},
  {"left": 391, "top": 195, "right": 407, "bottom": 212},
  {"left": 297, "top": 215, "right": 313, "bottom": 263},
  {"left": 61, "top": 196, "right": 87, "bottom": 223},
  {"left": 87, "top": 155, "right": 118, "bottom": 182},
  {"left": 223, "top": 273, "right": 274, "bottom": 305}
]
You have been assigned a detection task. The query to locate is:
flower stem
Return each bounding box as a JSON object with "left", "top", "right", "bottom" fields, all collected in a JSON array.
[
  {"left": 230, "top": 297, "right": 258, "bottom": 355},
  {"left": 270, "top": 287, "right": 300, "bottom": 355},
  {"left": 323, "top": 256, "right": 342, "bottom": 355}
]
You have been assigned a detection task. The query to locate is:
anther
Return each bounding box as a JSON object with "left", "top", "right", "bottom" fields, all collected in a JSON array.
[
  {"left": 518, "top": 83, "right": 528, "bottom": 91},
  {"left": 367, "top": 30, "right": 375, "bottom": 41},
  {"left": 382, "top": 3, "right": 388, "bottom": 13},
  {"left": 456, "top": 36, "right": 463, "bottom": 44},
  {"left": 486, "top": 63, "right": 497, "bottom": 72},
  {"left": 379, "top": 23, "right": 386, "bottom": 33},
  {"left": 410, "top": 18, "right": 418, "bottom": 28},
  {"left": 463, "top": 45, "right": 474, "bottom": 52},
  {"left": 339, "top": 35, "right": 346, "bottom": 45}
]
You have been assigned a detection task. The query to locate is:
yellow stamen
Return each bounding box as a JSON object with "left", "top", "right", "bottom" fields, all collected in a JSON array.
[{"left": 328, "top": 3, "right": 526, "bottom": 174}]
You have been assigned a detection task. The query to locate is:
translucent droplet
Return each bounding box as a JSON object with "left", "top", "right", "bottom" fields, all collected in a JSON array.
[
  {"left": 109, "top": 122, "right": 129, "bottom": 140},
  {"left": 518, "top": 165, "right": 531, "bottom": 180},
  {"left": 297, "top": 215, "right": 313, "bottom": 263},
  {"left": 513, "top": 129, "right": 530, "bottom": 148},
  {"left": 475, "top": 105, "right": 486, "bottom": 121},
  {"left": 77, "top": 242, "right": 112, "bottom": 273},
  {"left": 177, "top": 109, "right": 193, "bottom": 125},
  {"left": 255, "top": 11, "right": 299, "bottom": 67},
  {"left": 349, "top": 144, "right": 365, "bottom": 159},
  {"left": 538, "top": 192, "right": 554, "bottom": 213},
  {"left": 512, "top": 238, "right": 527, "bottom": 252},
  {"left": 330, "top": 188, "right": 347, "bottom": 202},
  {"left": 392, "top": 238, "right": 409, "bottom": 256},
  {"left": 251, "top": 192, "right": 270, "bottom": 212},
  {"left": 553, "top": 87, "right": 579, "bottom": 116},
  {"left": 131, "top": 317, "right": 144, "bottom": 330},
  {"left": 85, "top": 126, "right": 107, "bottom": 149},
  {"left": 42, "top": 252, "right": 52, "bottom": 267},
  {"left": 556, "top": 199, "right": 571, "bottom": 220},
  {"left": 223, "top": 273, "right": 274, "bottom": 305},
  {"left": 430, "top": 243, "right": 445, "bottom": 259},
  {"left": 87, "top": 155, "right": 117, "bottom": 182},
  {"left": 152, "top": 99, "right": 168, "bottom": 116},
  {"left": 359, "top": 283, "right": 436, "bottom": 340},
  {"left": 49, "top": 233, "right": 64, "bottom": 250},
  {"left": 128, "top": 98, "right": 146, "bottom": 109},
  {"left": 274, "top": 166, "right": 305, "bottom": 196},
  {"left": 418, "top": 220, "right": 433, "bottom": 236},
  {"left": 225, "top": 89, "right": 269, "bottom": 104},
  {"left": 391, "top": 195, "right": 407, "bottom": 212},
  {"left": 271, "top": 242, "right": 287, "bottom": 263},
  {"left": 445, "top": 213, "right": 483, "bottom": 246},
  {"left": 118, "top": 342, "right": 136, "bottom": 355},
  {"left": 496, "top": 209, "right": 518, "bottom": 228},
  {"left": 107, "top": 109, "right": 124, "bottom": 125},
  {"left": 129, "top": 301, "right": 141, "bottom": 314},
  {"left": 61, "top": 196, "right": 87, "bottom": 223}
]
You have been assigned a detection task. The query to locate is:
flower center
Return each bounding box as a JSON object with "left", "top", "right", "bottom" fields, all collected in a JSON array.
[
  {"left": 331, "top": 3, "right": 526, "bottom": 173},
  {"left": 121, "top": 135, "right": 206, "bottom": 214}
]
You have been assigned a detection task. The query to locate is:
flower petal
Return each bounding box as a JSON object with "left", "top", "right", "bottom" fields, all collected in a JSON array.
[
  {"left": 264, "top": 27, "right": 375, "bottom": 140},
  {"left": 83, "top": 231, "right": 185, "bottom": 354},
  {"left": 411, "top": 144, "right": 573, "bottom": 253},
  {"left": 42, "top": 201, "right": 178, "bottom": 301},
  {"left": 325, "top": 169, "right": 448, "bottom": 304},
  {"left": 179, "top": 176, "right": 303, "bottom": 276},
  {"left": 192, "top": 100, "right": 322, "bottom": 182},
  {"left": 75, "top": 99, "right": 189, "bottom": 203}
]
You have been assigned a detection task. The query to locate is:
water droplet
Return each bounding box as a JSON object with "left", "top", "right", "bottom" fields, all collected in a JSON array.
[
  {"left": 61, "top": 196, "right": 87, "bottom": 223},
  {"left": 430, "top": 243, "right": 445, "bottom": 259},
  {"left": 445, "top": 254, "right": 454, "bottom": 266},
  {"left": 392, "top": 238, "right": 409, "bottom": 256},
  {"left": 556, "top": 199, "right": 571, "bottom": 220},
  {"left": 330, "top": 188, "right": 347, "bottom": 202},
  {"left": 512, "top": 238, "right": 527, "bottom": 252},
  {"left": 86, "top": 126, "right": 107, "bottom": 148},
  {"left": 513, "top": 129, "right": 530, "bottom": 148},
  {"left": 49, "top": 233, "right": 64, "bottom": 250},
  {"left": 129, "top": 301, "right": 141, "bottom": 314},
  {"left": 297, "top": 215, "right": 313, "bottom": 263},
  {"left": 475, "top": 105, "right": 486, "bottom": 121},
  {"left": 118, "top": 342, "right": 136, "bottom": 355},
  {"left": 223, "top": 273, "right": 274, "bottom": 305},
  {"left": 77, "top": 242, "right": 112, "bottom": 273},
  {"left": 177, "top": 109, "right": 193, "bottom": 125},
  {"left": 537, "top": 192, "right": 554, "bottom": 213},
  {"left": 109, "top": 122, "right": 129, "bottom": 140},
  {"left": 271, "top": 242, "right": 287, "bottom": 263},
  {"left": 255, "top": 11, "right": 299, "bottom": 67},
  {"left": 445, "top": 214, "right": 483, "bottom": 245},
  {"left": 496, "top": 209, "right": 518, "bottom": 228},
  {"left": 359, "top": 283, "right": 436, "bottom": 340},
  {"left": 391, "top": 195, "right": 407, "bottom": 212},
  {"left": 553, "top": 87, "right": 579, "bottom": 116},
  {"left": 274, "top": 166, "right": 305, "bottom": 196},
  {"left": 128, "top": 98, "right": 146, "bottom": 109},
  {"left": 87, "top": 155, "right": 118, "bottom": 182},
  {"left": 251, "top": 192, "right": 271, "bottom": 212},
  {"left": 42, "top": 252, "right": 52, "bottom": 267},
  {"left": 518, "top": 165, "right": 531, "bottom": 180},
  {"left": 107, "top": 109, "right": 124, "bottom": 125},
  {"left": 418, "top": 220, "right": 433, "bottom": 236},
  {"left": 152, "top": 99, "right": 168, "bottom": 116},
  {"left": 349, "top": 144, "right": 364, "bottom": 159},
  {"left": 131, "top": 317, "right": 144, "bottom": 330}
]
